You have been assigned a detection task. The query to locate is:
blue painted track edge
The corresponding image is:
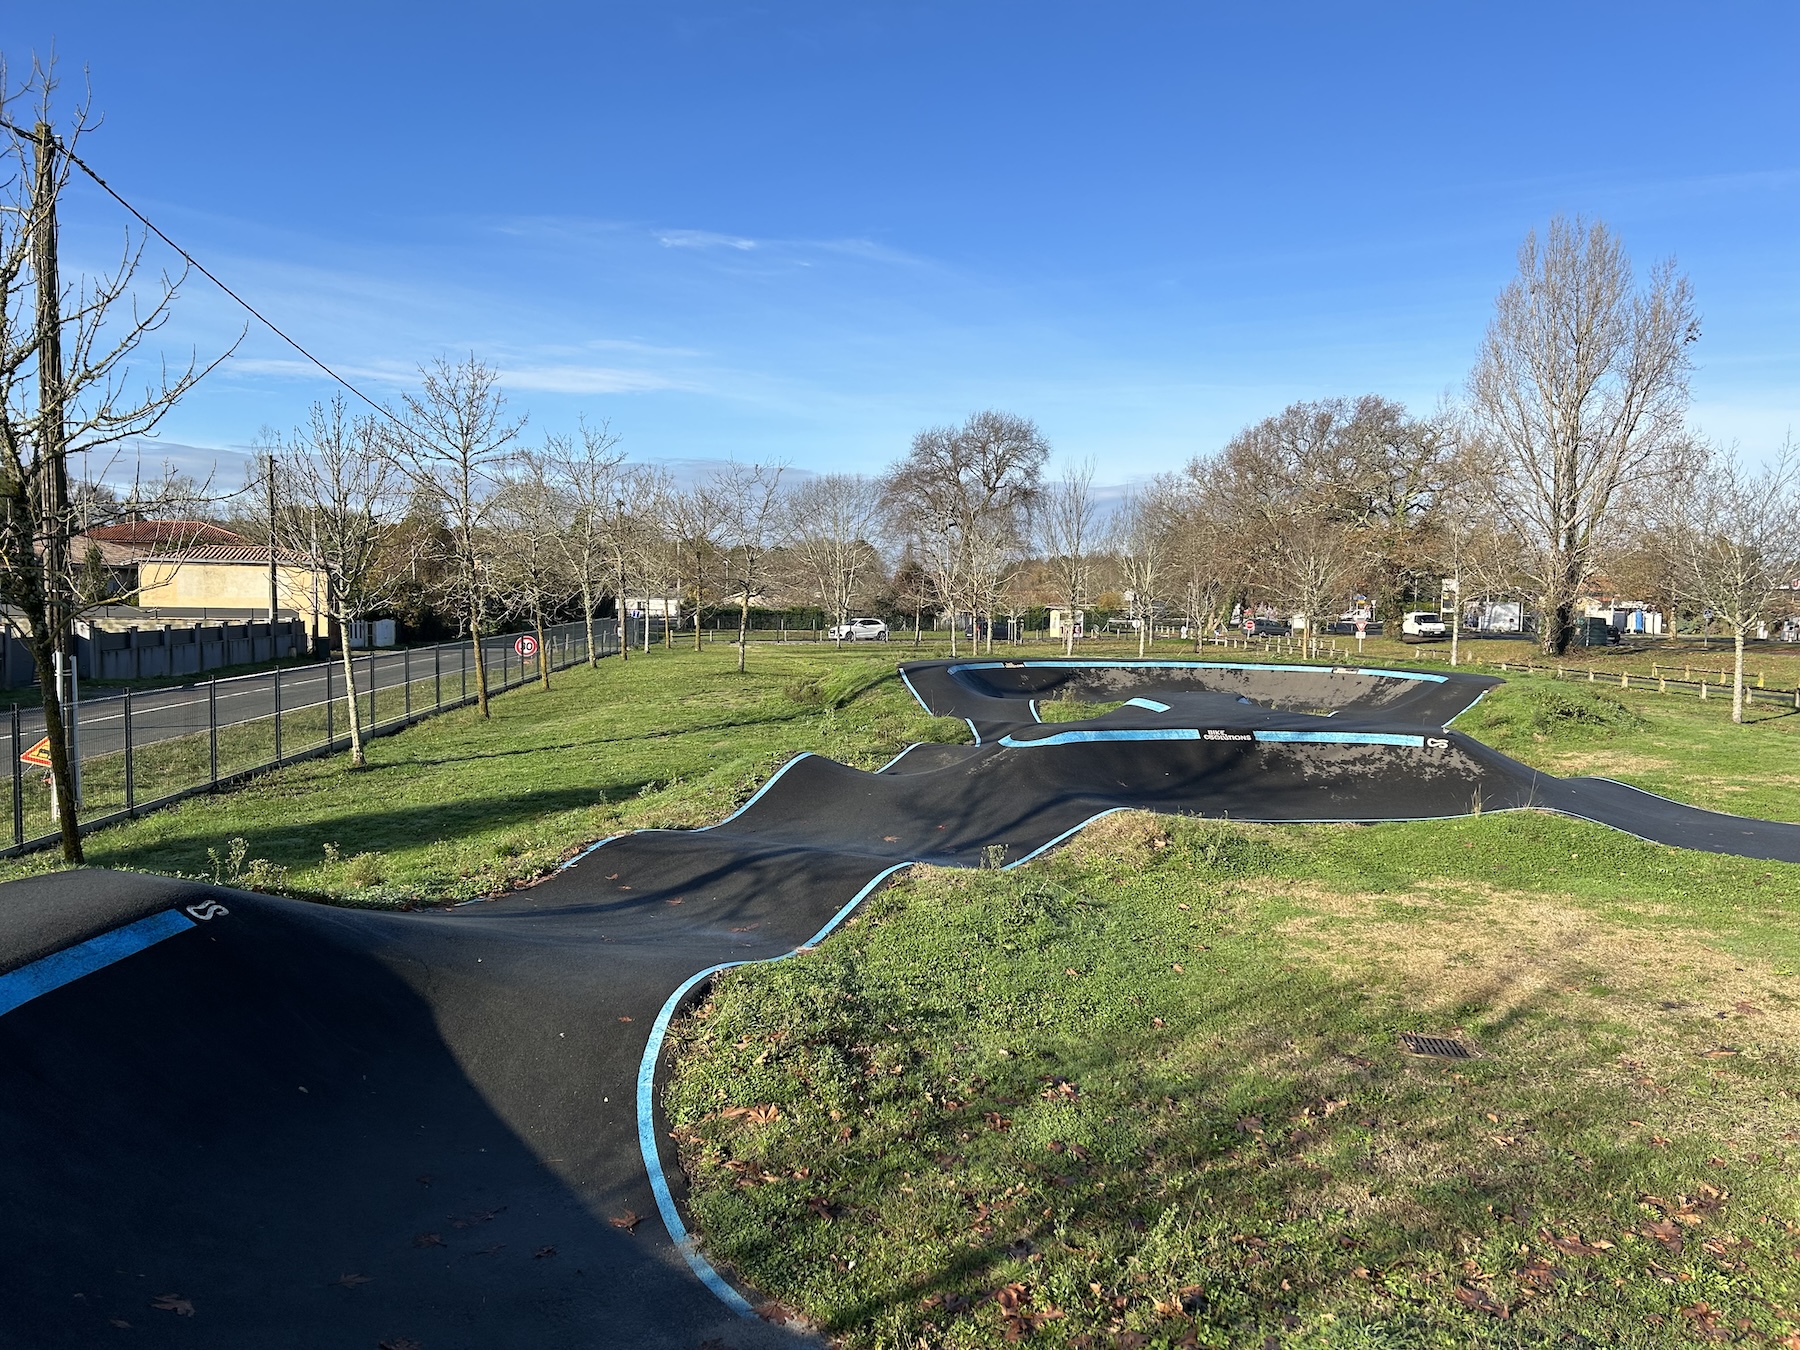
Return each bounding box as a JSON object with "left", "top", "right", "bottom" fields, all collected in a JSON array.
[
  {"left": 635, "top": 861, "right": 912, "bottom": 1319},
  {"left": 0, "top": 909, "right": 195, "bottom": 1018}
]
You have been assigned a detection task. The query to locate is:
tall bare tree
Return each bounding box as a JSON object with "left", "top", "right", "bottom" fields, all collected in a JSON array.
[
  {"left": 785, "top": 473, "right": 884, "bottom": 644},
  {"left": 882, "top": 410, "right": 1047, "bottom": 657},
  {"left": 1112, "top": 483, "right": 1174, "bottom": 658},
  {"left": 0, "top": 61, "right": 230, "bottom": 858},
  {"left": 1039, "top": 460, "right": 1098, "bottom": 656},
  {"left": 1674, "top": 443, "right": 1800, "bottom": 723},
  {"left": 1469, "top": 216, "right": 1699, "bottom": 655},
  {"left": 272, "top": 397, "right": 399, "bottom": 766},
  {"left": 491, "top": 458, "right": 570, "bottom": 692},
  {"left": 712, "top": 461, "right": 787, "bottom": 673},
  {"left": 390, "top": 356, "right": 522, "bottom": 717},
  {"left": 537, "top": 418, "right": 623, "bottom": 667},
  {"left": 670, "top": 479, "right": 728, "bottom": 653}
]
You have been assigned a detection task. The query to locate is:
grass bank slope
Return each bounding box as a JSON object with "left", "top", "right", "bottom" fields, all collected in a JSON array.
[{"left": 669, "top": 811, "right": 1800, "bottom": 1348}]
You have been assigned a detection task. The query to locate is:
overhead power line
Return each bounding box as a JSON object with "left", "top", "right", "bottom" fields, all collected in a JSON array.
[{"left": 0, "top": 117, "right": 409, "bottom": 433}]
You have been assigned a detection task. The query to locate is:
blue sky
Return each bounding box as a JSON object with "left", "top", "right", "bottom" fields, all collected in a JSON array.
[{"left": 5, "top": 2, "right": 1797, "bottom": 487}]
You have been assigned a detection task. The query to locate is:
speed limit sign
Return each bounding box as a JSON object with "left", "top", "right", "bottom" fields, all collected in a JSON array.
[
  {"left": 514, "top": 634, "right": 539, "bottom": 658},
  {"left": 1243, "top": 618, "right": 1255, "bottom": 635}
]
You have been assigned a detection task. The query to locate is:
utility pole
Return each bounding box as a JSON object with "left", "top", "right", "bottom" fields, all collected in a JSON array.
[
  {"left": 265, "top": 449, "right": 280, "bottom": 662},
  {"left": 30, "top": 121, "right": 83, "bottom": 861}
]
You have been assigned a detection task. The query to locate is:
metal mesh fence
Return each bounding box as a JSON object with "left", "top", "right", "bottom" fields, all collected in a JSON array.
[{"left": 4, "top": 620, "right": 614, "bottom": 856}]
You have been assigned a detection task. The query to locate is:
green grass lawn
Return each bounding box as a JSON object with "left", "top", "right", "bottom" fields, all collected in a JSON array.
[
  {"left": 667, "top": 810, "right": 1800, "bottom": 1348},
  {"left": 0, "top": 646, "right": 967, "bottom": 904}
]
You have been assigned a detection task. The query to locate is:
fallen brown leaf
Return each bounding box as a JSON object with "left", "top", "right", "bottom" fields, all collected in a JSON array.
[
  {"left": 331, "top": 1273, "right": 373, "bottom": 1289},
  {"left": 1451, "top": 1283, "right": 1508, "bottom": 1318},
  {"left": 609, "top": 1210, "right": 641, "bottom": 1231},
  {"left": 412, "top": 1233, "right": 444, "bottom": 1248},
  {"left": 150, "top": 1293, "right": 195, "bottom": 1316}
]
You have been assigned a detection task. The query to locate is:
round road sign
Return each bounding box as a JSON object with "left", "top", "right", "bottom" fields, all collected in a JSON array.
[{"left": 514, "top": 634, "right": 539, "bottom": 658}]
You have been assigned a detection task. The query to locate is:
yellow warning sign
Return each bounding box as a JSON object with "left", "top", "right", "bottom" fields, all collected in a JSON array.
[{"left": 19, "top": 737, "right": 52, "bottom": 769}]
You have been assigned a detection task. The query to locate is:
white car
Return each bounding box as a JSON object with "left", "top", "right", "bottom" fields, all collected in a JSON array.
[
  {"left": 1400, "top": 610, "right": 1448, "bottom": 640},
  {"left": 828, "top": 617, "right": 889, "bottom": 641}
]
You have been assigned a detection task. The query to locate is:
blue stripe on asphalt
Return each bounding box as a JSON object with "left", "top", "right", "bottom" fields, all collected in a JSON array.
[
  {"left": 1123, "top": 696, "right": 1171, "bottom": 712},
  {"left": 0, "top": 909, "right": 195, "bottom": 1019},
  {"left": 695, "top": 753, "right": 815, "bottom": 831},
  {"left": 945, "top": 659, "right": 1448, "bottom": 683},
  {"left": 997, "top": 728, "right": 1202, "bottom": 747},
  {"left": 897, "top": 668, "right": 933, "bottom": 714},
  {"left": 635, "top": 861, "right": 912, "bottom": 1320},
  {"left": 1253, "top": 730, "right": 1424, "bottom": 747}
]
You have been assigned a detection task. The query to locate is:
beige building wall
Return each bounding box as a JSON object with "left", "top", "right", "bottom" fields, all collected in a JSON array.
[{"left": 137, "top": 560, "right": 328, "bottom": 638}]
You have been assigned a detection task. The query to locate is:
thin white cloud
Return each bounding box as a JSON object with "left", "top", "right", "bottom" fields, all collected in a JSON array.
[
  {"left": 656, "top": 229, "right": 759, "bottom": 251},
  {"left": 497, "top": 363, "right": 694, "bottom": 395}
]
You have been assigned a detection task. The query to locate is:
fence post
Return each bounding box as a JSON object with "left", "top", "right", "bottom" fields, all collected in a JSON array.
[
  {"left": 124, "top": 688, "right": 135, "bottom": 813},
  {"left": 326, "top": 655, "right": 335, "bottom": 748},
  {"left": 461, "top": 642, "right": 468, "bottom": 703},
  {"left": 367, "top": 653, "right": 377, "bottom": 729},
  {"left": 11, "top": 706, "right": 21, "bottom": 849},
  {"left": 405, "top": 647, "right": 412, "bottom": 719},
  {"left": 208, "top": 680, "right": 219, "bottom": 787}
]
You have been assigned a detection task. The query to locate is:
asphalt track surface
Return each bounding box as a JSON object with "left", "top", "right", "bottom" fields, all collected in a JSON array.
[{"left": 4, "top": 658, "right": 1799, "bottom": 1349}]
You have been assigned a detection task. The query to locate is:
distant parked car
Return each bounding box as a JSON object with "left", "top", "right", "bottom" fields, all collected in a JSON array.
[
  {"left": 1400, "top": 611, "right": 1448, "bottom": 641},
  {"left": 827, "top": 617, "right": 889, "bottom": 641},
  {"left": 1247, "top": 616, "right": 1291, "bottom": 637},
  {"left": 1325, "top": 618, "right": 1384, "bottom": 636}
]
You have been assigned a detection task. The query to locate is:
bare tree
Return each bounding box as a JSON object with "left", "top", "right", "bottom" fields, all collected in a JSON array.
[
  {"left": 1469, "top": 215, "right": 1699, "bottom": 655},
  {"left": 670, "top": 480, "right": 728, "bottom": 653},
  {"left": 1269, "top": 511, "right": 1355, "bottom": 657},
  {"left": 712, "top": 461, "right": 787, "bottom": 673},
  {"left": 491, "top": 458, "right": 570, "bottom": 692},
  {"left": 271, "top": 397, "right": 399, "bottom": 766},
  {"left": 1164, "top": 461, "right": 1234, "bottom": 651},
  {"left": 1039, "top": 460, "right": 1098, "bottom": 656},
  {"left": 537, "top": 418, "right": 623, "bottom": 667},
  {"left": 785, "top": 473, "right": 884, "bottom": 645},
  {"left": 1112, "top": 483, "right": 1174, "bottom": 658},
  {"left": 882, "top": 410, "right": 1047, "bottom": 657},
  {"left": 1675, "top": 443, "right": 1800, "bottom": 723},
  {"left": 390, "top": 356, "right": 522, "bottom": 717},
  {"left": 0, "top": 61, "right": 231, "bottom": 858}
]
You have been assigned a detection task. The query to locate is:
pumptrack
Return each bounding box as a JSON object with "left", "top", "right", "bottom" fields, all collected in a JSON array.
[{"left": 4, "top": 657, "right": 1797, "bottom": 1348}]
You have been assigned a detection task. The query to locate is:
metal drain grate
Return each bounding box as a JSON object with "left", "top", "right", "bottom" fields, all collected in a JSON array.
[{"left": 1399, "top": 1033, "right": 1477, "bottom": 1059}]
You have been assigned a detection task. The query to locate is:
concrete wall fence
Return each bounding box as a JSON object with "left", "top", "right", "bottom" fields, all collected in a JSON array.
[{"left": 0, "top": 620, "right": 311, "bottom": 689}]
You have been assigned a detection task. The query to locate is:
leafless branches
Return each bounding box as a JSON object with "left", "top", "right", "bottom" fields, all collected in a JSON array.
[{"left": 1469, "top": 215, "right": 1699, "bottom": 655}]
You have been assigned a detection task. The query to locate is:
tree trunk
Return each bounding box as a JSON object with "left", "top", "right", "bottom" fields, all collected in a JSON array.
[
  {"left": 580, "top": 577, "right": 599, "bottom": 667},
  {"left": 338, "top": 628, "right": 368, "bottom": 766},
  {"left": 534, "top": 603, "right": 551, "bottom": 691},
  {"left": 985, "top": 608, "right": 995, "bottom": 655},
  {"left": 29, "top": 637, "right": 82, "bottom": 862},
  {"left": 1732, "top": 628, "right": 1746, "bottom": 724},
  {"left": 693, "top": 602, "right": 703, "bottom": 653},
  {"left": 1138, "top": 614, "right": 1148, "bottom": 658},
  {"left": 736, "top": 588, "right": 750, "bottom": 674},
  {"left": 469, "top": 611, "right": 491, "bottom": 718},
  {"left": 1449, "top": 603, "right": 1461, "bottom": 667},
  {"left": 912, "top": 605, "right": 921, "bottom": 648}
]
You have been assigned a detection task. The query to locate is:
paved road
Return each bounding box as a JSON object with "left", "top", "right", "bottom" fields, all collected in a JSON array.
[
  {"left": 3, "top": 658, "right": 1796, "bottom": 1347},
  {"left": 4, "top": 623, "right": 609, "bottom": 762}
]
